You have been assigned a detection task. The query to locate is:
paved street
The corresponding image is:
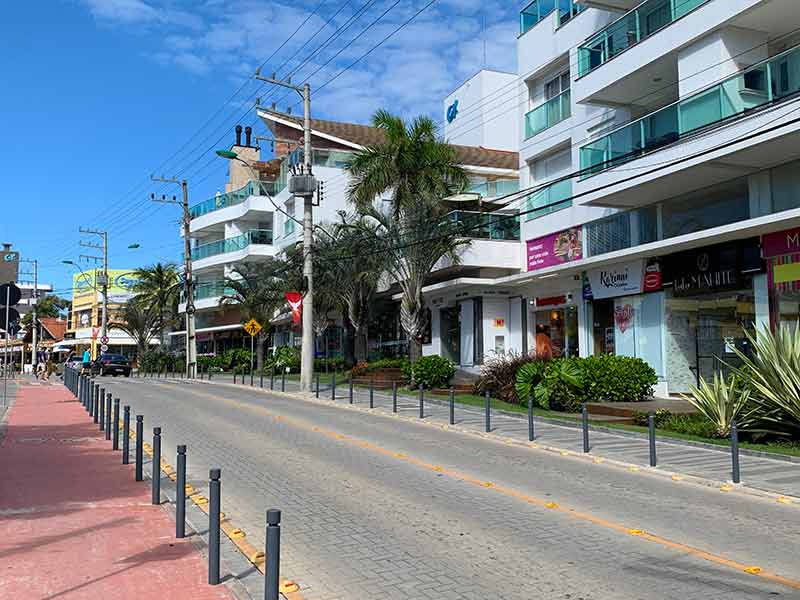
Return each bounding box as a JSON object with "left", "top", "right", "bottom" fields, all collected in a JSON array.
[{"left": 95, "top": 377, "right": 800, "bottom": 600}]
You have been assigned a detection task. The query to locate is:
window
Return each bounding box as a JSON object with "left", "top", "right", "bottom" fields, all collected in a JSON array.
[
  {"left": 544, "top": 71, "right": 570, "bottom": 100},
  {"left": 283, "top": 199, "right": 295, "bottom": 237},
  {"left": 661, "top": 179, "right": 749, "bottom": 239}
]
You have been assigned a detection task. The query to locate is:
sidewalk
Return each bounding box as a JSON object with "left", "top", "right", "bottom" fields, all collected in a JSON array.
[{"left": 0, "top": 379, "right": 235, "bottom": 600}]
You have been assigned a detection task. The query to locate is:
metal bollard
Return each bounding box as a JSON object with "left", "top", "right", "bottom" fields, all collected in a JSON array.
[
  {"left": 369, "top": 378, "right": 374, "bottom": 409},
  {"left": 649, "top": 414, "right": 657, "bottom": 467},
  {"left": 265, "top": 509, "right": 281, "bottom": 600},
  {"left": 524, "top": 397, "right": 533, "bottom": 442},
  {"left": 260, "top": 371, "right": 264, "bottom": 388},
  {"left": 316, "top": 372, "right": 320, "bottom": 399},
  {"left": 419, "top": 385, "right": 424, "bottom": 419},
  {"left": 582, "top": 404, "right": 590, "bottom": 453},
  {"left": 105, "top": 394, "right": 112, "bottom": 440},
  {"left": 485, "top": 390, "right": 491, "bottom": 433},
  {"left": 250, "top": 369, "right": 254, "bottom": 387},
  {"left": 233, "top": 369, "right": 237, "bottom": 385},
  {"left": 113, "top": 399, "right": 120, "bottom": 450},
  {"left": 208, "top": 366, "right": 213, "bottom": 380},
  {"left": 392, "top": 381, "right": 397, "bottom": 413},
  {"left": 449, "top": 387, "right": 455, "bottom": 425},
  {"left": 176, "top": 445, "right": 186, "bottom": 539},
  {"left": 281, "top": 370, "right": 286, "bottom": 392},
  {"left": 122, "top": 406, "right": 130, "bottom": 464},
  {"left": 98, "top": 386, "right": 105, "bottom": 430},
  {"left": 152, "top": 428, "right": 162, "bottom": 505},
  {"left": 331, "top": 373, "right": 336, "bottom": 401},
  {"left": 731, "top": 421, "right": 741, "bottom": 484},
  {"left": 270, "top": 368, "right": 275, "bottom": 390},
  {"left": 135, "top": 415, "right": 144, "bottom": 481},
  {"left": 349, "top": 378, "right": 354, "bottom": 404},
  {"left": 93, "top": 385, "right": 100, "bottom": 424},
  {"left": 208, "top": 468, "right": 221, "bottom": 585}
]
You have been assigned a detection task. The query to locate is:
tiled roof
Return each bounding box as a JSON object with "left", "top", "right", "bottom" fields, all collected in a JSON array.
[
  {"left": 262, "top": 111, "right": 518, "bottom": 170},
  {"left": 39, "top": 318, "right": 67, "bottom": 341}
]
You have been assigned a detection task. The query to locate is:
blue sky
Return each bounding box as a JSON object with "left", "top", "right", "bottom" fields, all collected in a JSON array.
[{"left": 0, "top": 0, "right": 518, "bottom": 299}]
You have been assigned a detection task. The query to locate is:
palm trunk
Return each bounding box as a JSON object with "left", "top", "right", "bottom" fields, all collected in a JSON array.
[
  {"left": 343, "top": 313, "right": 356, "bottom": 367},
  {"left": 354, "top": 326, "right": 368, "bottom": 363},
  {"left": 256, "top": 332, "right": 265, "bottom": 372},
  {"left": 408, "top": 338, "right": 422, "bottom": 362}
]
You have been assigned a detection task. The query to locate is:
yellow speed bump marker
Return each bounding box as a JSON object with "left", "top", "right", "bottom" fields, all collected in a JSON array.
[
  {"left": 481, "top": 482, "right": 495, "bottom": 488},
  {"left": 593, "top": 457, "right": 604, "bottom": 464},
  {"left": 230, "top": 529, "right": 246, "bottom": 539},
  {"left": 744, "top": 566, "right": 763, "bottom": 575},
  {"left": 249, "top": 551, "right": 265, "bottom": 564},
  {"left": 671, "top": 475, "right": 683, "bottom": 481},
  {"left": 777, "top": 496, "right": 792, "bottom": 504},
  {"left": 193, "top": 495, "right": 208, "bottom": 505},
  {"left": 545, "top": 502, "right": 559, "bottom": 509},
  {"left": 432, "top": 466, "right": 443, "bottom": 472},
  {"left": 628, "top": 529, "right": 645, "bottom": 536},
  {"left": 185, "top": 484, "right": 195, "bottom": 494},
  {"left": 628, "top": 466, "right": 640, "bottom": 472},
  {"left": 720, "top": 484, "right": 734, "bottom": 492},
  {"left": 168, "top": 473, "right": 177, "bottom": 481},
  {"left": 560, "top": 450, "right": 570, "bottom": 456},
  {"left": 280, "top": 581, "right": 300, "bottom": 594}
]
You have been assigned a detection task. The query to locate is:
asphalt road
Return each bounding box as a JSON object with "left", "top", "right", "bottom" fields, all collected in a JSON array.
[{"left": 98, "top": 377, "right": 800, "bottom": 600}]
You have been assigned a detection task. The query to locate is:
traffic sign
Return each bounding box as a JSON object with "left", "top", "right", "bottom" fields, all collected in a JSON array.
[
  {"left": 0, "top": 283, "right": 21, "bottom": 307},
  {"left": 243, "top": 319, "right": 262, "bottom": 337},
  {"left": 100, "top": 335, "right": 109, "bottom": 345},
  {"left": 100, "top": 344, "right": 109, "bottom": 353}
]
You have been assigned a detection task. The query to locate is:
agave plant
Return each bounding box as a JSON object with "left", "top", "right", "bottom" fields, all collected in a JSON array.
[
  {"left": 730, "top": 323, "right": 800, "bottom": 436},
  {"left": 682, "top": 373, "right": 758, "bottom": 438}
]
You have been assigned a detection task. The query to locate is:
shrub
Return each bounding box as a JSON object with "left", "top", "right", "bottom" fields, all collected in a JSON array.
[
  {"left": 410, "top": 356, "right": 455, "bottom": 390},
  {"left": 581, "top": 355, "right": 657, "bottom": 403},
  {"left": 475, "top": 351, "right": 541, "bottom": 404},
  {"left": 221, "top": 348, "right": 253, "bottom": 372},
  {"left": 138, "top": 350, "right": 183, "bottom": 373},
  {"left": 537, "top": 358, "right": 584, "bottom": 412},
  {"left": 661, "top": 413, "right": 720, "bottom": 439},
  {"left": 351, "top": 361, "right": 369, "bottom": 377},
  {"left": 514, "top": 361, "right": 548, "bottom": 407},
  {"left": 683, "top": 372, "right": 758, "bottom": 437},
  {"left": 632, "top": 408, "right": 672, "bottom": 428},
  {"left": 266, "top": 346, "right": 300, "bottom": 373},
  {"left": 315, "top": 357, "right": 346, "bottom": 371},
  {"left": 366, "top": 358, "right": 408, "bottom": 371}
]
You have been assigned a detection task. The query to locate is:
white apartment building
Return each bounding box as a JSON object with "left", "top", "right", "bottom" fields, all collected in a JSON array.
[{"left": 443, "top": 0, "right": 800, "bottom": 395}]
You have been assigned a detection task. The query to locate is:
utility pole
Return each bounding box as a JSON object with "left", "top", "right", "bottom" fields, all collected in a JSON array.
[
  {"left": 255, "top": 70, "right": 317, "bottom": 392},
  {"left": 79, "top": 228, "right": 108, "bottom": 359},
  {"left": 151, "top": 177, "right": 197, "bottom": 379},
  {"left": 19, "top": 259, "right": 38, "bottom": 369}
]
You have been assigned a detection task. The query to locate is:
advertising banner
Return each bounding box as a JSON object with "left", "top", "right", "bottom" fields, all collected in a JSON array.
[
  {"left": 526, "top": 227, "right": 582, "bottom": 272},
  {"left": 285, "top": 292, "right": 303, "bottom": 324}
]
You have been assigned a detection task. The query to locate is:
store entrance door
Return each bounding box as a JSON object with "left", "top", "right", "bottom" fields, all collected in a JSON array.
[{"left": 440, "top": 307, "right": 461, "bottom": 365}]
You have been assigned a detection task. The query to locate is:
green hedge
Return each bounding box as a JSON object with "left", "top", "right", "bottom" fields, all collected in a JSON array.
[
  {"left": 581, "top": 354, "right": 657, "bottom": 403},
  {"left": 409, "top": 356, "right": 455, "bottom": 390}
]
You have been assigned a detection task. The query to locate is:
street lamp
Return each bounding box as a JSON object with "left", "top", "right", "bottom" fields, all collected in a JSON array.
[
  {"left": 215, "top": 150, "right": 238, "bottom": 160},
  {"left": 128, "top": 243, "right": 141, "bottom": 249}
]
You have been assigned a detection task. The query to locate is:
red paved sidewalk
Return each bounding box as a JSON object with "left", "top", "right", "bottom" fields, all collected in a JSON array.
[{"left": 0, "top": 381, "right": 234, "bottom": 600}]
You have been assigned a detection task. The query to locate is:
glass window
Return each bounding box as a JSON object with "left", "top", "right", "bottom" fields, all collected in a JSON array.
[
  {"left": 661, "top": 178, "right": 749, "bottom": 239},
  {"left": 771, "top": 159, "right": 800, "bottom": 213}
]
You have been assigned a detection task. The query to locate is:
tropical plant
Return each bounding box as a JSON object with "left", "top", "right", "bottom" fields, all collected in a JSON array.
[
  {"left": 346, "top": 111, "right": 470, "bottom": 361},
  {"left": 514, "top": 360, "right": 549, "bottom": 407},
  {"left": 266, "top": 346, "right": 301, "bottom": 373},
  {"left": 476, "top": 351, "right": 542, "bottom": 403},
  {"left": 731, "top": 323, "right": 800, "bottom": 436},
  {"left": 109, "top": 298, "right": 159, "bottom": 359},
  {"left": 21, "top": 294, "right": 69, "bottom": 325},
  {"left": 683, "top": 373, "right": 758, "bottom": 437},
  {"left": 518, "top": 358, "right": 584, "bottom": 412},
  {"left": 409, "top": 355, "right": 456, "bottom": 389},
  {"left": 132, "top": 263, "right": 180, "bottom": 347},
  {"left": 220, "top": 259, "right": 288, "bottom": 372},
  {"left": 580, "top": 355, "right": 657, "bottom": 403}
]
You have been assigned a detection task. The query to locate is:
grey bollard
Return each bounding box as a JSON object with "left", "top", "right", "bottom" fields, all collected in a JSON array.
[
  {"left": 208, "top": 469, "right": 221, "bottom": 585},
  {"left": 105, "top": 394, "right": 112, "bottom": 440},
  {"left": 260, "top": 371, "right": 264, "bottom": 388},
  {"left": 316, "top": 372, "right": 320, "bottom": 398},
  {"left": 270, "top": 368, "right": 274, "bottom": 390},
  {"left": 449, "top": 388, "right": 455, "bottom": 425},
  {"left": 176, "top": 445, "right": 186, "bottom": 539},
  {"left": 331, "top": 373, "right": 336, "bottom": 401},
  {"left": 135, "top": 415, "right": 144, "bottom": 481},
  {"left": 649, "top": 414, "right": 657, "bottom": 467},
  {"left": 265, "top": 509, "right": 281, "bottom": 600},
  {"left": 392, "top": 381, "right": 397, "bottom": 413},
  {"left": 122, "top": 406, "right": 130, "bottom": 464},
  {"left": 349, "top": 378, "right": 353, "bottom": 404},
  {"left": 731, "top": 421, "right": 741, "bottom": 484},
  {"left": 152, "top": 428, "right": 162, "bottom": 505},
  {"left": 250, "top": 369, "right": 254, "bottom": 387},
  {"left": 485, "top": 390, "right": 491, "bottom": 432},
  {"left": 98, "top": 386, "right": 105, "bottom": 430},
  {"left": 113, "top": 399, "right": 120, "bottom": 450},
  {"left": 369, "top": 378, "right": 374, "bottom": 409},
  {"left": 419, "top": 385, "right": 424, "bottom": 419},
  {"left": 233, "top": 369, "right": 237, "bottom": 385},
  {"left": 582, "top": 404, "right": 590, "bottom": 453},
  {"left": 281, "top": 370, "right": 286, "bottom": 392},
  {"left": 93, "top": 385, "right": 100, "bottom": 423}
]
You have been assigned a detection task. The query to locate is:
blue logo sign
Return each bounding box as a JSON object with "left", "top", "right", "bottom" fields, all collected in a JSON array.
[{"left": 446, "top": 100, "right": 459, "bottom": 124}]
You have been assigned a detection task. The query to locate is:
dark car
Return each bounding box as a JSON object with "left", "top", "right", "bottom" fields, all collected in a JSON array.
[{"left": 91, "top": 354, "right": 132, "bottom": 377}]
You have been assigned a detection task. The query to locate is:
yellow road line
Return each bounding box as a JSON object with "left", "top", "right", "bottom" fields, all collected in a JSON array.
[{"left": 168, "top": 385, "right": 800, "bottom": 593}]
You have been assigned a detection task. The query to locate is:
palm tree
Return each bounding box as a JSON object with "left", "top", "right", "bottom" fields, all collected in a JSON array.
[
  {"left": 110, "top": 298, "right": 159, "bottom": 360},
  {"left": 346, "top": 110, "right": 469, "bottom": 217},
  {"left": 346, "top": 111, "right": 470, "bottom": 361},
  {"left": 219, "top": 259, "right": 288, "bottom": 371},
  {"left": 21, "top": 295, "right": 69, "bottom": 327},
  {"left": 132, "top": 263, "right": 180, "bottom": 347}
]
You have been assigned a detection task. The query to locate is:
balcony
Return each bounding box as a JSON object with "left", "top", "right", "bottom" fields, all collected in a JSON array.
[
  {"left": 467, "top": 179, "right": 520, "bottom": 199},
  {"left": 577, "top": 0, "right": 710, "bottom": 77},
  {"left": 520, "top": 0, "right": 585, "bottom": 36},
  {"left": 194, "top": 281, "right": 234, "bottom": 301},
  {"left": 580, "top": 43, "right": 800, "bottom": 176},
  {"left": 448, "top": 211, "right": 520, "bottom": 241},
  {"left": 524, "top": 179, "right": 572, "bottom": 221},
  {"left": 190, "top": 229, "right": 273, "bottom": 261},
  {"left": 525, "top": 90, "right": 571, "bottom": 139},
  {"left": 189, "top": 181, "right": 282, "bottom": 220}
]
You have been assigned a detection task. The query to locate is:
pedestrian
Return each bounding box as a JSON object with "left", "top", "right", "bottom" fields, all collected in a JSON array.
[
  {"left": 36, "top": 360, "right": 45, "bottom": 380},
  {"left": 81, "top": 348, "right": 91, "bottom": 375},
  {"left": 44, "top": 356, "right": 54, "bottom": 381}
]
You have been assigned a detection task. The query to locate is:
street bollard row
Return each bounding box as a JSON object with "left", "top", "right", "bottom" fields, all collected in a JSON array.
[{"left": 64, "top": 366, "right": 287, "bottom": 597}]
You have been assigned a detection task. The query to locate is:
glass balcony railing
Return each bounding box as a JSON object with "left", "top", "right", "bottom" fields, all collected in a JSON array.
[
  {"left": 190, "top": 229, "right": 273, "bottom": 261},
  {"left": 578, "top": 0, "right": 710, "bottom": 77},
  {"left": 525, "top": 90, "right": 571, "bottom": 139},
  {"left": 580, "top": 43, "right": 800, "bottom": 176},
  {"left": 524, "top": 179, "right": 572, "bottom": 221},
  {"left": 448, "top": 211, "right": 520, "bottom": 241},
  {"left": 189, "top": 180, "right": 282, "bottom": 219},
  {"left": 467, "top": 179, "right": 521, "bottom": 198},
  {"left": 520, "top": 0, "right": 584, "bottom": 35},
  {"left": 190, "top": 281, "right": 235, "bottom": 302}
]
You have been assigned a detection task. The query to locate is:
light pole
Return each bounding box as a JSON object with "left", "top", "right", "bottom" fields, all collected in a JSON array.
[
  {"left": 78, "top": 228, "right": 108, "bottom": 359},
  {"left": 19, "top": 258, "right": 38, "bottom": 369}
]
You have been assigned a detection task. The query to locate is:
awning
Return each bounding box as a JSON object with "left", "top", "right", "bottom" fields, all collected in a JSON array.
[{"left": 169, "top": 323, "right": 243, "bottom": 337}]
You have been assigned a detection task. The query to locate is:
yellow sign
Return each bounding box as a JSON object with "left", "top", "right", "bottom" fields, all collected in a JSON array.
[
  {"left": 72, "top": 269, "right": 139, "bottom": 304},
  {"left": 243, "top": 319, "right": 263, "bottom": 337}
]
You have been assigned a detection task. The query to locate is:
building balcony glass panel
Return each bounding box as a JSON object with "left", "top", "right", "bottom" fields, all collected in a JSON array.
[
  {"left": 525, "top": 90, "right": 571, "bottom": 139},
  {"left": 184, "top": 281, "right": 235, "bottom": 302},
  {"left": 448, "top": 211, "right": 520, "bottom": 241},
  {"left": 524, "top": 179, "right": 572, "bottom": 221},
  {"left": 521, "top": 0, "right": 584, "bottom": 35},
  {"left": 190, "top": 229, "right": 273, "bottom": 261},
  {"left": 580, "top": 44, "right": 800, "bottom": 176},
  {"left": 467, "top": 179, "right": 520, "bottom": 199},
  {"left": 577, "top": 0, "right": 709, "bottom": 77},
  {"left": 189, "top": 181, "right": 281, "bottom": 219}
]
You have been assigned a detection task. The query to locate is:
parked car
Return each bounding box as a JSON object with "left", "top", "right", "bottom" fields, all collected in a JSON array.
[{"left": 91, "top": 354, "right": 132, "bottom": 377}]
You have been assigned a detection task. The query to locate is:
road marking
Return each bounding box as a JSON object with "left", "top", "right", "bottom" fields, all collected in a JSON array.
[{"left": 138, "top": 382, "right": 800, "bottom": 592}]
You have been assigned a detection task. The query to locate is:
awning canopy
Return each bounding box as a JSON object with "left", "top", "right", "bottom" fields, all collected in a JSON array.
[{"left": 169, "top": 323, "right": 243, "bottom": 337}]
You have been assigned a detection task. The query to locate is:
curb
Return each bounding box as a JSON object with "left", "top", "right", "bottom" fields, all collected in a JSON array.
[{"left": 151, "top": 376, "right": 800, "bottom": 508}]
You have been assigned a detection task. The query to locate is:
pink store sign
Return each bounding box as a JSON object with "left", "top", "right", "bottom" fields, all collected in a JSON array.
[
  {"left": 763, "top": 227, "right": 800, "bottom": 258},
  {"left": 526, "top": 227, "right": 583, "bottom": 272}
]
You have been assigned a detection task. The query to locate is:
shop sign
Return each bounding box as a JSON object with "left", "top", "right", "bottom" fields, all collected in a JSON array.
[
  {"left": 587, "top": 260, "right": 644, "bottom": 300},
  {"left": 526, "top": 227, "right": 582, "bottom": 272},
  {"left": 643, "top": 259, "right": 662, "bottom": 293},
  {"left": 535, "top": 295, "right": 566, "bottom": 307},
  {"left": 763, "top": 227, "right": 800, "bottom": 258},
  {"left": 664, "top": 239, "right": 762, "bottom": 297},
  {"left": 494, "top": 318, "right": 505, "bottom": 328}
]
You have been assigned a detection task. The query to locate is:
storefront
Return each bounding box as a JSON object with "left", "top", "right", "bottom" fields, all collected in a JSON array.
[
  {"left": 661, "top": 239, "right": 767, "bottom": 394},
  {"left": 762, "top": 226, "right": 800, "bottom": 327}
]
